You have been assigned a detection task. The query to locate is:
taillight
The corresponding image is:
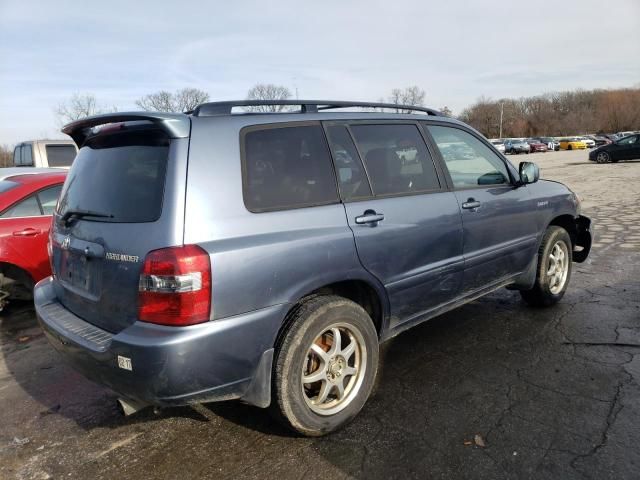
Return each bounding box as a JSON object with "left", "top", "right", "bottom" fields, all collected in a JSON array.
[
  {"left": 47, "top": 228, "right": 54, "bottom": 276},
  {"left": 138, "top": 245, "right": 211, "bottom": 326}
]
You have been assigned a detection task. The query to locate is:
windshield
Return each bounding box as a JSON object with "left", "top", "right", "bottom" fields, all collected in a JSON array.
[
  {"left": 0, "top": 180, "right": 19, "bottom": 193},
  {"left": 57, "top": 129, "right": 169, "bottom": 223}
]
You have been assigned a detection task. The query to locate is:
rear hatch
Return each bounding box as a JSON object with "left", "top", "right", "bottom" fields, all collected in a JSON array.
[{"left": 51, "top": 120, "right": 189, "bottom": 333}]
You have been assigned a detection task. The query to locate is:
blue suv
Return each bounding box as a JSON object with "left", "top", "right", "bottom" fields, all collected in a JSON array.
[{"left": 35, "top": 100, "right": 592, "bottom": 436}]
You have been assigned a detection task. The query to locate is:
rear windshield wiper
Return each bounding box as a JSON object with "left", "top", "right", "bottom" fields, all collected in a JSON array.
[{"left": 60, "top": 209, "right": 114, "bottom": 226}]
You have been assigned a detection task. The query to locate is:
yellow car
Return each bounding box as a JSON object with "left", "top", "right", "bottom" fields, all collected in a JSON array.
[{"left": 559, "top": 138, "right": 587, "bottom": 150}]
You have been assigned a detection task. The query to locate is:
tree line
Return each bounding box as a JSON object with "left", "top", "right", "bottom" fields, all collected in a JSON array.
[
  {"left": 459, "top": 88, "right": 640, "bottom": 139},
  {"left": 4, "top": 84, "right": 637, "bottom": 158}
]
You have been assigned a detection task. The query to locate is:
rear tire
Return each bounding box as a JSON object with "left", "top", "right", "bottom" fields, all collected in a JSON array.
[
  {"left": 520, "top": 226, "right": 572, "bottom": 307},
  {"left": 272, "top": 295, "right": 379, "bottom": 436},
  {"left": 568, "top": 145, "right": 573, "bottom": 150}
]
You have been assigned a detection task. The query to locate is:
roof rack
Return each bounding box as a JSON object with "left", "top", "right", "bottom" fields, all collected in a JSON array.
[{"left": 191, "top": 100, "right": 443, "bottom": 117}]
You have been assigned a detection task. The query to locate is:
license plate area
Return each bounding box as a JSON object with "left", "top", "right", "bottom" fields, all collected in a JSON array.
[{"left": 59, "top": 250, "right": 101, "bottom": 295}]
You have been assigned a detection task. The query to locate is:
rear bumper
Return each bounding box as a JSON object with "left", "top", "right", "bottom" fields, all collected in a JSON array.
[{"left": 35, "top": 278, "right": 288, "bottom": 408}]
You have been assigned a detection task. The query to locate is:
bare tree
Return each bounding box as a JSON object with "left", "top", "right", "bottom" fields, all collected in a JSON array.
[
  {"left": 440, "top": 106, "right": 453, "bottom": 117},
  {"left": 388, "top": 86, "right": 426, "bottom": 113},
  {"left": 136, "top": 88, "right": 210, "bottom": 113},
  {"left": 246, "top": 84, "right": 292, "bottom": 112},
  {"left": 0, "top": 145, "right": 13, "bottom": 167},
  {"left": 54, "top": 93, "right": 116, "bottom": 125}
]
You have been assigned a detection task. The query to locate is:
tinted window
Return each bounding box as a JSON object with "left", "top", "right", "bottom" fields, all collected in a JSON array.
[
  {"left": 45, "top": 145, "right": 76, "bottom": 167},
  {"left": 37, "top": 185, "right": 63, "bottom": 215},
  {"left": 618, "top": 135, "right": 637, "bottom": 145},
  {"left": 22, "top": 145, "right": 33, "bottom": 166},
  {"left": 13, "top": 146, "right": 22, "bottom": 166},
  {"left": 349, "top": 124, "right": 440, "bottom": 196},
  {"left": 243, "top": 125, "right": 338, "bottom": 211},
  {"left": 57, "top": 129, "right": 169, "bottom": 223},
  {"left": 324, "top": 125, "right": 372, "bottom": 201},
  {"left": 1, "top": 195, "right": 41, "bottom": 218},
  {"left": 427, "top": 125, "right": 510, "bottom": 188}
]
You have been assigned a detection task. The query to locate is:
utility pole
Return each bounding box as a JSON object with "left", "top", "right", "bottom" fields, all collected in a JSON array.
[{"left": 499, "top": 102, "right": 504, "bottom": 139}]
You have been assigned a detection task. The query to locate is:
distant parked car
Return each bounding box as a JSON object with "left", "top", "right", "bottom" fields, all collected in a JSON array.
[
  {"left": 535, "top": 137, "right": 560, "bottom": 151},
  {"left": 526, "top": 139, "right": 549, "bottom": 153},
  {"left": 559, "top": 138, "right": 587, "bottom": 150},
  {"left": 579, "top": 137, "right": 596, "bottom": 148},
  {"left": 13, "top": 140, "right": 77, "bottom": 169},
  {"left": 589, "top": 134, "right": 640, "bottom": 163},
  {"left": 504, "top": 139, "right": 530, "bottom": 154},
  {"left": 586, "top": 135, "right": 612, "bottom": 147},
  {"left": 0, "top": 169, "right": 66, "bottom": 309},
  {"left": 490, "top": 139, "right": 506, "bottom": 153}
]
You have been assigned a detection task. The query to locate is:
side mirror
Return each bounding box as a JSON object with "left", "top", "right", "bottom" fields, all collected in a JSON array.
[{"left": 519, "top": 161, "right": 539, "bottom": 184}]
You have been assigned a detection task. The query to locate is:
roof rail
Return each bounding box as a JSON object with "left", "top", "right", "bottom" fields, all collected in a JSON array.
[{"left": 191, "top": 100, "right": 443, "bottom": 117}]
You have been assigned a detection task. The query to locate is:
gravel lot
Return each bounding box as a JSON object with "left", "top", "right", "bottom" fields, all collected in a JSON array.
[{"left": 1, "top": 150, "right": 639, "bottom": 480}]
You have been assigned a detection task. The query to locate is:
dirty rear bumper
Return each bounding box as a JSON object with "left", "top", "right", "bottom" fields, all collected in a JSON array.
[
  {"left": 34, "top": 277, "right": 286, "bottom": 408},
  {"left": 573, "top": 215, "right": 592, "bottom": 263}
]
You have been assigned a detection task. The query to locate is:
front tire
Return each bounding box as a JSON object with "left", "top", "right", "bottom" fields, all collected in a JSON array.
[
  {"left": 272, "top": 295, "right": 379, "bottom": 436},
  {"left": 520, "top": 226, "right": 572, "bottom": 307},
  {"left": 596, "top": 151, "right": 611, "bottom": 164}
]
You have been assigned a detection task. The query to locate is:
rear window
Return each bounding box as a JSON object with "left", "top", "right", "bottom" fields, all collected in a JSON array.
[
  {"left": 45, "top": 145, "right": 77, "bottom": 167},
  {"left": 57, "top": 129, "right": 169, "bottom": 223},
  {"left": 0, "top": 180, "right": 18, "bottom": 193},
  {"left": 242, "top": 124, "right": 339, "bottom": 212}
]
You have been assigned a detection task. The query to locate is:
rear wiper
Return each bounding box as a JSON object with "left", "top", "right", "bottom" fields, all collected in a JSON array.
[{"left": 60, "top": 209, "right": 114, "bottom": 226}]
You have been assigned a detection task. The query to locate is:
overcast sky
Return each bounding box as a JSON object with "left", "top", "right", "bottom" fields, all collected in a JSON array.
[{"left": 1, "top": 0, "right": 639, "bottom": 145}]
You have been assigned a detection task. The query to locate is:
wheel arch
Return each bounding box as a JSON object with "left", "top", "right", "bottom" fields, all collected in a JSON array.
[{"left": 274, "top": 278, "right": 389, "bottom": 352}]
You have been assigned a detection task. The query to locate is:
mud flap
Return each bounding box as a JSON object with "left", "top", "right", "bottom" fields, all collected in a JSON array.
[
  {"left": 573, "top": 215, "right": 592, "bottom": 263},
  {"left": 506, "top": 254, "right": 538, "bottom": 291},
  {"left": 240, "top": 348, "right": 274, "bottom": 408}
]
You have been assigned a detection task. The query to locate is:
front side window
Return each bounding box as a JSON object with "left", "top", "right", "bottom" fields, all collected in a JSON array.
[
  {"left": 243, "top": 124, "right": 339, "bottom": 212},
  {"left": 46, "top": 145, "right": 77, "bottom": 167},
  {"left": 618, "top": 135, "right": 637, "bottom": 145},
  {"left": 426, "top": 125, "right": 511, "bottom": 188},
  {"left": 1, "top": 195, "right": 41, "bottom": 218},
  {"left": 349, "top": 124, "right": 440, "bottom": 196}
]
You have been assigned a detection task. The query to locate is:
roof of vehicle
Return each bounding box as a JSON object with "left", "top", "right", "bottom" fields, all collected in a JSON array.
[
  {"left": 14, "top": 139, "right": 77, "bottom": 146},
  {"left": 0, "top": 167, "right": 67, "bottom": 181},
  {"left": 61, "top": 100, "right": 464, "bottom": 146}
]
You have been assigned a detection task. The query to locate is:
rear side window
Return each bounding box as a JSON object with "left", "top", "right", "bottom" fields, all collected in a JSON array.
[
  {"left": 324, "top": 125, "right": 372, "bottom": 201},
  {"left": 38, "top": 185, "right": 63, "bottom": 215},
  {"left": 57, "top": 129, "right": 169, "bottom": 223},
  {"left": 426, "top": 125, "right": 511, "bottom": 188},
  {"left": 1, "top": 196, "right": 40, "bottom": 218},
  {"left": 349, "top": 124, "right": 440, "bottom": 196},
  {"left": 242, "top": 124, "right": 339, "bottom": 212},
  {"left": 46, "top": 145, "right": 77, "bottom": 167}
]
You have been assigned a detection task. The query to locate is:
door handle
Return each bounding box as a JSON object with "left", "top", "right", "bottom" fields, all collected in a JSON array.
[
  {"left": 12, "top": 228, "right": 42, "bottom": 237},
  {"left": 355, "top": 210, "right": 385, "bottom": 225},
  {"left": 461, "top": 199, "right": 481, "bottom": 210}
]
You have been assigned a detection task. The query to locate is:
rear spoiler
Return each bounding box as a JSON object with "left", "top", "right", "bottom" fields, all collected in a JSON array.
[{"left": 61, "top": 112, "right": 191, "bottom": 147}]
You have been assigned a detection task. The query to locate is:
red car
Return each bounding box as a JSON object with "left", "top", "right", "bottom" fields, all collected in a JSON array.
[
  {"left": 527, "top": 140, "right": 549, "bottom": 153},
  {"left": 0, "top": 169, "right": 66, "bottom": 308}
]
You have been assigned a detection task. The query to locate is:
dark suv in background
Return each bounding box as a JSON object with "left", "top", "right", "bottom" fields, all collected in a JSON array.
[{"left": 35, "top": 100, "right": 592, "bottom": 436}]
